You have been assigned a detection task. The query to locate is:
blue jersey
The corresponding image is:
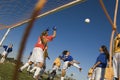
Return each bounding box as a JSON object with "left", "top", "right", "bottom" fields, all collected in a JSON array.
[
  {"left": 61, "top": 55, "right": 73, "bottom": 62},
  {"left": 95, "top": 53, "right": 107, "bottom": 68},
  {"left": 3, "top": 45, "right": 13, "bottom": 53}
]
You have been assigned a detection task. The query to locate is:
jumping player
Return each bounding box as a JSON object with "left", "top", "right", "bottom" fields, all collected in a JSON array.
[
  {"left": 29, "top": 27, "right": 56, "bottom": 80},
  {"left": 61, "top": 50, "right": 82, "bottom": 80},
  {"left": 0, "top": 44, "right": 13, "bottom": 63}
]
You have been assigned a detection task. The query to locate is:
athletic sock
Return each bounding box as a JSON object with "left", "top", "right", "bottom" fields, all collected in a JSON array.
[
  {"left": 0, "top": 57, "right": 5, "bottom": 63},
  {"left": 73, "top": 63, "right": 81, "bottom": 69},
  {"left": 27, "top": 65, "right": 32, "bottom": 71},
  {"left": 33, "top": 67, "right": 41, "bottom": 79},
  {"left": 61, "top": 77, "right": 64, "bottom": 80},
  {"left": 30, "top": 66, "right": 37, "bottom": 73},
  {"left": 20, "top": 63, "right": 29, "bottom": 71}
]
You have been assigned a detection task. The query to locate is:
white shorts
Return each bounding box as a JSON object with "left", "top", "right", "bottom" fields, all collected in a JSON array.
[
  {"left": 29, "top": 47, "right": 44, "bottom": 63},
  {"left": 92, "top": 67, "right": 105, "bottom": 80},
  {"left": 62, "top": 61, "right": 69, "bottom": 70},
  {"left": 2, "top": 51, "right": 7, "bottom": 56},
  {"left": 52, "top": 65, "right": 59, "bottom": 71},
  {"left": 113, "top": 52, "right": 120, "bottom": 78}
]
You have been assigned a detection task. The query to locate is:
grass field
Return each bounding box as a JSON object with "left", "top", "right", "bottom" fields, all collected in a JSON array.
[
  {"left": 0, "top": 62, "right": 63, "bottom": 80},
  {"left": 0, "top": 62, "right": 36, "bottom": 80},
  {"left": 0, "top": 61, "right": 76, "bottom": 80}
]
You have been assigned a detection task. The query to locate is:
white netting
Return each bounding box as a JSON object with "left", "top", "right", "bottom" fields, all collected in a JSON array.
[{"left": 0, "top": 0, "right": 84, "bottom": 29}]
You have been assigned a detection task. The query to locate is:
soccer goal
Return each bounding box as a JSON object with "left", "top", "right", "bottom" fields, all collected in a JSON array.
[
  {"left": 0, "top": 0, "right": 86, "bottom": 80},
  {"left": 0, "top": 0, "right": 85, "bottom": 45}
]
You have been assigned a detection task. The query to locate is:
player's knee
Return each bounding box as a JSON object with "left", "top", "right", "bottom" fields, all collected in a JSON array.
[
  {"left": 29, "top": 61, "right": 33, "bottom": 65},
  {"left": 38, "top": 62, "right": 44, "bottom": 68}
]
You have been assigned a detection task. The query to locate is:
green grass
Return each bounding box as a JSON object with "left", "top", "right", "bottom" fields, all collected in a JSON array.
[
  {"left": 0, "top": 62, "right": 61, "bottom": 80},
  {"left": 0, "top": 62, "right": 42, "bottom": 80},
  {"left": 0, "top": 62, "right": 75, "bottom": 80}
]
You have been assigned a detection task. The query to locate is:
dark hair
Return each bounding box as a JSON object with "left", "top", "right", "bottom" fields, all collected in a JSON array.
[
  {"left": 41, "top": 31, "right": 48, "bottom": 36},
  {"left": 62, "top": 50, "right": 69, "bottom": 55},
  {"left": 40, "top": 31, "right": 48, "bottom": 45},
  {"left": 101, "top": 45, "right": 109, "bottom": 61}
]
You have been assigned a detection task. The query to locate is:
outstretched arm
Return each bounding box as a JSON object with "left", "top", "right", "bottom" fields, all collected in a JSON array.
[{"left": 52, "top": 27, "right": 56, "bottom": 38}]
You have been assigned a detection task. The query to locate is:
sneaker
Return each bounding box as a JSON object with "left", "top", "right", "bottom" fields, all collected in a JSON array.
[
  {"left": 18, "top": 69, "right": 22, "bottom": 72},
  {"left": 38, "top": 76, "right": 42, "bottom": 80},
  {"left": 27, "top": 71, "right": 32, "bottom": 75}
]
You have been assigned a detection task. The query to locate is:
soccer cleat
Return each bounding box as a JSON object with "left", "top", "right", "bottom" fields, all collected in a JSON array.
[
  {"left": 27, "top": 71, "right": 32, "bottom": 76},
  {"left": 18, "top": 69, "right": 22, "bottom": 72}
]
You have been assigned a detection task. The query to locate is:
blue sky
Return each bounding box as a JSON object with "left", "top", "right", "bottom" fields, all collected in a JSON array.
[{"left": 0, "top": 0, "right": 120, "bottom": 80}]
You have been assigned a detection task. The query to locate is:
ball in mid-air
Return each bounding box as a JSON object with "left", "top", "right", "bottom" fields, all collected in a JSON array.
[{"left": 85, "top": 18, "right": 90, "bottom": 23}]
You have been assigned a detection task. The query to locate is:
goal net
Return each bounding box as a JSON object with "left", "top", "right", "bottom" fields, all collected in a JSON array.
[
  {"left": 0, "top": 0, "right": 85, "bottom": 79},
  {"left": 0, "top": 0, "right": 85, "bottom": 30}
]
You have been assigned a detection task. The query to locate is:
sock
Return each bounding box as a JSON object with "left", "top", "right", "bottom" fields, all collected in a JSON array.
[
  {"left": 73, "top": 63, "right": 80, "bottom": 69},
  {"left": 0, "top": 57, "right": 5, "bottom": 63},
  {"left": 30, "top": 66, "right": 37, "bottom": 73},
  {"left": 27, "top": 65, "right": 32, "bottom": 71},
  {"left": 20, "top": 63, "right": 29, "bottom": 71},
  {"left": 61, "top": 77, "right": 64, "bottom": 80},
  {"left": 33, "top": 67, "right": 41, "bottom": 79}
]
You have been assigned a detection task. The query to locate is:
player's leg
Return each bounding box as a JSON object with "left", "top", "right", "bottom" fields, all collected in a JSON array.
[
  {"left": 39, "top": 63, "right": 46, "bottom": 79},
  {"left": 61, "top": 69, "right": 66, "bottom": 80},
  {"left": 40, "top": 61, "right": 46, "bottom": 75},
  {"left": 94, "top": 67, "right": 102, "bottom": 80},
  {"left": 0, "top": 51, "right": 7, "bottom": 63},
  {"left": 30, "top": 63, "right": 37, "bottom": 73},
  {"left": 118, "top": 53, "right": 120, "bottom": 80},
  {"left": 0, "top": 55, "right": 5, "bottom": 63},
  {"left": 33, "top": 47, "right": 44, "bottom": 80},
  {"left": 72, "top": 63, "right": 82, "bottom": 72},
  {"left": 26, "top": 59, "right": 33, "bottom": 72},
  {"left": 61, "top": 61, "right": 69, "bottom": 80},
  {"left": 33, "top": 62, "right": 44, "bottom": 79},
  {"left": 113, "top": 53, "right": 119, "bottom": 80},
  {"left": 27, "top": 64, "right": 32, "bottom": 72},
  {"left": 20, "top": 61, "right": 33, "bottom": 72},
  {"left": 19, "top": 48, "right": 35, "bottom": 72},
  {"left": 48, "top": 65, "right": 58, "bottom": 79}
]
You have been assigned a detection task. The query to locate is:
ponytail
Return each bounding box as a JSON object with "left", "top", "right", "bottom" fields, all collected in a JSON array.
[{"left": 101, "top": 45, "right": 110, "bottom": 61}]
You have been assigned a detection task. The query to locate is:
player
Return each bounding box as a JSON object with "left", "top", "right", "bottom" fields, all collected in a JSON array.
[
  {"left": 113, "top": 33, "right": 120, "bottom": 80},
  {"left": 61, "top": 50, "right": 82, "bottom": 80},
  {"left": 19, "top": 51, "right": 33, "bottom": 72},
  {"left": 0, "top": 44, "right": 13, "bottom": 63},
  {"left": 91, "top": 45, "right": 109, "bottom": 80},
  {"left": 29, "top": 27, "right": 56, "bottom": 80},
  {"left": 47, "top": 56, "right": 61, "bottom": 80}
]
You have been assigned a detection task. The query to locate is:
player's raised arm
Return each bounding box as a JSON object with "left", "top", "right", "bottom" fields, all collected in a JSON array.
[{"left": 52, "top": 26, "right": 57, "bottom": 38}]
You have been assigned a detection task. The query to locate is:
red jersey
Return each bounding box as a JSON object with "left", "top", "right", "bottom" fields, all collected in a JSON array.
[{"left": 35, "top": 35, "right": 54, "bottom": 50}]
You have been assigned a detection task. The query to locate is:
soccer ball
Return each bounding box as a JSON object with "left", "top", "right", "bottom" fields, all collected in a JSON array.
[{"left": 85, "top": 18, "right": 90, "bottom": 23}]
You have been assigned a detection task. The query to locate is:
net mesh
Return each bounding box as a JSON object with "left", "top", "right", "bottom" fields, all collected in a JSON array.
[{"left": 0, "top": 0, "right": 84, "bottom": 29}]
